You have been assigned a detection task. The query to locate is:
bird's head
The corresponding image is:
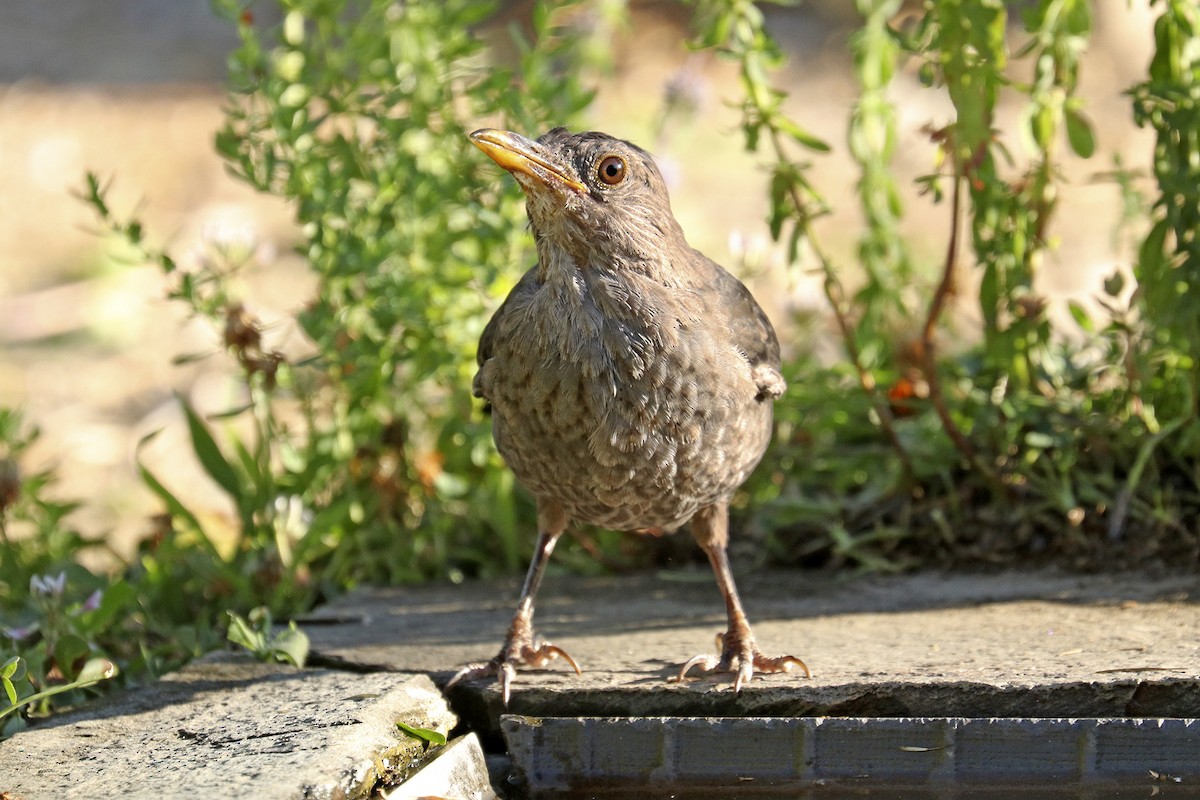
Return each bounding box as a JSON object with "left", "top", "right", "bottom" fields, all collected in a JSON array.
[{"left": 471, "top": 127, "right": 687, "bottom": 280}]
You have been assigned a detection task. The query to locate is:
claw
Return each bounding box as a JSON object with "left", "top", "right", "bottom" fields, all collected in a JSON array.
[
  {"left": 675, "top": 631, "right": 809, "bottom": 690},
  {"left": 446, "top": 662, "right": 491, "bottom": 689},
  {"left": 499, "top": 661, "right": 517, "bottom": 705},
  {"left": 533, "top": 643, "right": 582, "bottom": 674},
  {"left": 773, "top": 655, "right": 811, "bottom": 679},
  {"left": 675, "top": 653, "right": 720, "bottom": 683},
  {"left": 447, "top": 639, "right": 582, "bottom": 705},
  {"left": 734, "top": 659, "right": 754, "bottom": 693}
]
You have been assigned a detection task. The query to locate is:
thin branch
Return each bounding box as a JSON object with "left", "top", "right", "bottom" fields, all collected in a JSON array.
[
  {"left": 821, "top": 261, "right": 916, "bottom": 480},
  {"left": 765, "top": 128, "right": 915, "bottom": 480},
  {"left": 920, "top": 172, "right": 1008, "bottom": 495}
]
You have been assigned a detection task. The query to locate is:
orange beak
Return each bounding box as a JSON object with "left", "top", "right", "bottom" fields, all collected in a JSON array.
[{"left": 470, "top": 128, "right": 587, "bottom": 194}]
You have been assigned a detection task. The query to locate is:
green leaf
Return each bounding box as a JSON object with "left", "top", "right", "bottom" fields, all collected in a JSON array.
[
  {"left": 137, "top": 431, "right": 211, "bottom": 547},
  {"left": 1067, "top": 300, "right": 1093, "bottom": 332},
  {"left": 139, "top": 460, "right": 203, "bottom": 534},
  {"left": 1103, "top": 271, "right": 1126, "bottom": 298},
  {"left": 78, "top": 580, "right": 136, "bottom": 632},
  {"left": 433, "top": 471, "right": 469, "bottom": 498},
  {"left": 1064, "top": 106, "right": 1095, "bottom": 158},
  {"left": 917, "top": 60, "right": 937, "bottom": 88},
  {"left": 1030, "top": 105, "right": 1055, "bottom": 151},
  {"left": 54, "top": 634, "right": 92, "bottom": 679},
  {"left": 270, "top": 622, "right": 310, "bottom": 668},
  {"left": 227, "top": 610, "right": 265, "bottom": 654},
  {"left": 1065, "top": 0, "right": 1091, "bottom": 36},
  {"left": 225, "top": 610, "right": 308, "bottom": 667},
  {"left": 215, "top": 128, "right": 241, "bottom": 161},
  {"left": 397, "top": 721, "right": 447, "bottom": 746},
  {"left": 1138, "top": 218, "right": 1170, "bottom": 270},
  {"left": 775, "top": 117, "right": 831, "bottom": 153},
  {"left": 1, "top": 657, "right": 24, "bottom": 706},
  {"left": 0, "top": 659, "right": 115, "bottom": 724},
  {"left": 75, "top": 658, "right": 117, "bottom": 685},
  {"left": 179, "top": 395, "right": 244, "bottom": 503},
  {"left": 1025, "top": 431, "right": 1055, "bottom": 449},
  {"left": 171, "top": 351, "right": 215, "bottom": 366},
  {"left": 83, "top": 171, "right": 109, "bottom": 218},
  {"left": 230, "top": 436, "right": 266, "bottom": 498},
  {"left": 208, "top": 403, "right": 256, "bottom": 421}
]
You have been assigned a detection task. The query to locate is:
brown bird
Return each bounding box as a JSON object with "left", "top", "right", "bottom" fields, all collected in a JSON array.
[{"left": 450, "top": 128, "right": 808, "bottom": 702}]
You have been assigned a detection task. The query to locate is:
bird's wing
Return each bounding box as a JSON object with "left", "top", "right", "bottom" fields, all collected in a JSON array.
[
  {"left": 475, "top": 265, "right": 542, "bottom": 399},
  {"left": 699, "top": 253, "right": 781, "bottom": 365},
  {"left": 691, "top": 252, "right": 785, "bottom": 400}
]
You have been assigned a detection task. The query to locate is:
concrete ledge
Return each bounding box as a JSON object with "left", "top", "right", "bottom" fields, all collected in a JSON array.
[
  {"left": 502, "top": 715, "right": 1200, "bottom": 793},
  {"left": 3, "top": 571, "right": 1196, "bottom": 797},
  {"left": 302, "top": 570, "right": 1200, "bottom": 739},
  {"left": 0, "top": 653, "right": 456, "bottom": 800}
]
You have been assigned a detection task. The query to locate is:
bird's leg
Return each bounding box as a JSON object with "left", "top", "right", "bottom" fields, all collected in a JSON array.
[
  {"left": 447, "top": 501, "right": 580, "bottom": 703},
  {"left": 677, "top": 503, "right": 810, "bottom": 691}
]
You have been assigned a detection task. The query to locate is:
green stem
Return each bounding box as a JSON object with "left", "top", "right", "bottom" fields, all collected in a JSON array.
[{"left": 0, "top": 660, "right": 117, "bottom": 724}]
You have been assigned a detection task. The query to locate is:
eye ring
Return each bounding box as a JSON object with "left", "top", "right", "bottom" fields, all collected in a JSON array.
[{"left": 596, "top": 155, "right": 626, "bottom": 186}]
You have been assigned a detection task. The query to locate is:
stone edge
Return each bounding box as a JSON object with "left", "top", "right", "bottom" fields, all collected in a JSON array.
[{"left": 501, "top": 716, "right": 1200, "bottom": 792}]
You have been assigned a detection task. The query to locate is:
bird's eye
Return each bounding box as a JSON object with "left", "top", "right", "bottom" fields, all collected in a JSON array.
[{"left": 596, "top": 155, "right": 626, "bottom": 186}]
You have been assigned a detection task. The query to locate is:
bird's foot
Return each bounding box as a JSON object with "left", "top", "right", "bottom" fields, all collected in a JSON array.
[
  {"left": 446, "top": 637, "right": 581, "bottom": 705},
  {"left": 676, "top": 631, "right": 810, "bottom": 692}
]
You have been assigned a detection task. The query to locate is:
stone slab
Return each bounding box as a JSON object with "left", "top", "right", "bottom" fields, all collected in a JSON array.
[
  {"left": 384, "top": 732, "right": 498, "bottom": 800},
  {"left": 502, "top": 716, "right": 1200, "bottom": 795},
  {"left": 0, "top": 652, "right": 456, "bottom": 800},
  {"left": 300, "top": 570, "right": 1200, "bottom": 737}
]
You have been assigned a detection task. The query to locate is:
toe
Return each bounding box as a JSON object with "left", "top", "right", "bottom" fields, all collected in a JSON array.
[
  {"left": 734, "top": 658, "right": 755, "bottom": 693},
  {"left": 671, "top": 630, "right": 810, "bottom": 690},
  {"left": 541, "top": 644, "right": 582, "bottom": 675},
  {"left": 447, "top": 634, "right": 583, "bottom": 706},
  {"left": 446, "top": 662, "right": 490, "bottom": 688},
  {"left": 521, "top": 640, "right": 582, "bottom": 674},
  {"left": 676, "top": 653, "right": 720, "bottom": 682},
  {"left": 499, "top": 661, "right": 517, "bottom": 705},
  {"left": 755, "top": 653, "right": 811, "bottom": 679}
]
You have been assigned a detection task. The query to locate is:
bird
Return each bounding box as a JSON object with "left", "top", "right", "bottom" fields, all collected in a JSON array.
[{"left": 449, "top": 127, "right": 809, "bottom": 703}]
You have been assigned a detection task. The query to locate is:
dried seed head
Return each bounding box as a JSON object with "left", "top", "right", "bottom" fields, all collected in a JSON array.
[
  {"left": 1015, "top": 294, "right": 1048, "bottom": 320},
  {"left": 245, "top": 350, "right": 286, "bottom": 388},
  {"left": 223, "top": 303, "right": 262, "bottom": 353},
  {"left": 0, "top": 458, "right": 20, "bottom": 514}
]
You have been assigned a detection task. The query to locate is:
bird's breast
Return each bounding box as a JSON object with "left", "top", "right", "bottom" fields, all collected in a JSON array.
[{"left": 480, "top": 285, "right": 772, "bottom": 531}]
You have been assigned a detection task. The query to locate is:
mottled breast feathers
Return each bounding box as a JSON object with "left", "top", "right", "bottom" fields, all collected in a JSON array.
[{"left": 475, "top": 256, "right": 784, "bottom": 407}]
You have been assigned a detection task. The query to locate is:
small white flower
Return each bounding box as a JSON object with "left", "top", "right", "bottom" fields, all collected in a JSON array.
[
  {"left": 30, "top": 571, "right": 66, "bottom": 598},
  {"left": 271, "top": 495, "right": 313, "bottom": 568}
]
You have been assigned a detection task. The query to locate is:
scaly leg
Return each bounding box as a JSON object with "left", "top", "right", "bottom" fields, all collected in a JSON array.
[
  {"left": 677, "top": 502, "right": 810, "bottom": 691},
  {"left": 447, "top": 500, "right": 580, "bottom": 703}
]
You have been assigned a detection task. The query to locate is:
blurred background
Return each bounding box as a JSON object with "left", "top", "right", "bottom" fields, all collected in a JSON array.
[{"left": 0, "top": 0, "right": 1160, "bottom": 558}]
